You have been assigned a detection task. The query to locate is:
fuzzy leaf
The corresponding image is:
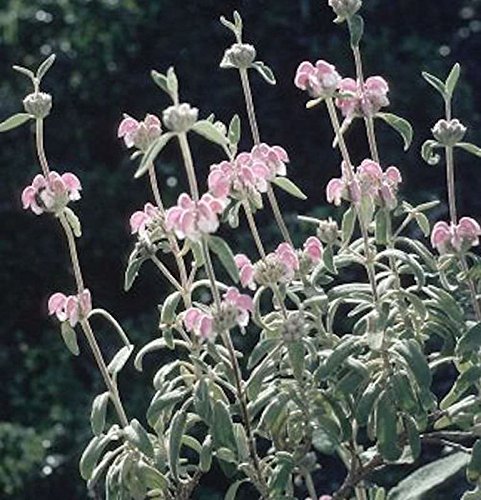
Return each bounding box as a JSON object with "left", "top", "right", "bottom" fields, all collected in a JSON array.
[
  {"left": 0, "top": 113, "right": 32, "bottom": 133},
  {"left": 107, "top": 345, "right": 133, "bottom": 375},
  {"left": 36, "top": 54, "right": 56, "bottom": 81},
  {"left": 348, "top": 14, "right": 364, "bottom": 47},
  {"left": 191, "top": 120, "right": 228, "bottom": 147},
  {"left": 90, "top": 392, "right": 110, "bottom": 436},
  {"left": 64, "top": 207, "right": 82, "bottom": 238},
  {"left": 457, "top": 142, "right": 481, "bottom": 158},
  {"left": 445, "top": 63, "right": 461, "bottom": 99},
  {"left": 207, "top": 235, "right": 240, "bottom": 283},
  {"left": 136, "top": 133, "right": 174, "bottom": 178},
  {"left": 251, "top": 61, "right": 276, "bottom": 85},
  {"left": 422, "top": 71, "right": 446, "bottom": 97},
  {"left": 60, "top": 322, "right": 80, "bottom": 355},
  {"left": 228, "top": 114, "right": 241, "bottom": 146},
  {"left": 271, "top": 177, "right": 307, "bottom": 200},
  {"left": 377, "top": 112, "right": 413, "bottom": 151},
  {"left": 169, "top": 410, "right": 187, "bottom": 480}
]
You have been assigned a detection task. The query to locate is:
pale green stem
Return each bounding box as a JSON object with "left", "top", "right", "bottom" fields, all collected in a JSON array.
[
  {"left": 148, "top": 163, "right": 164, "bottom": 210},
  {"left": 365, "top": 116, "right": 380, "bottom": 164},
  {"left": 239, "top": 67, "right": 293, "bottom": 245},
  {"left": 303, "top": 470, "right": 317, "bottom": 500},
  {"left": 35, "top": 119, "right": 50, "bottom": 177},
  {"left": 80, "top": 319, "right": 129, "bottom": 427},
  {"left": 178, "top": 132, "right": 199, "bottom": 202},
  {"left": 446, "top": 146, "right": 457, "bottom": 225},
  {"left": 59, "top": 213, "right": 85, "bottom": 292},
  {"left": 151, "top": 254, "right": 185, "bottom": 294},
  {"left": 242, "top": 200, "right": 266, "bottom": 259}
]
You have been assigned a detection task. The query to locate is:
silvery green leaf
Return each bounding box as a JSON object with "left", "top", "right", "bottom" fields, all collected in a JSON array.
[
  {"left": 220, "top": 52, "right": 235, "bottom": 69},
  {"left": 224, "top": 478, "right": 248, "bottom": 500},
  {"left": 445, "top": 62, "right": 461, "bottom": 99},
  {"left": 191, "top": 120, "right": 228, "bottom": 147},
  {"left": 107, "top": 345, "right": 134, "bottom": 375},
  {"left": 12, "top": 65, "right": 35, "bottom": 80},
  {"left": 136, "top": 132, "right": 174, "bottom": 178},
  {"left": 0, "top": 113, "right": 32, "bottom": 133},
  {"left": 251, "top": 61, "right": 276, "bottom": 85},
  {"left": 151, "top": 70, "right": 169, "bottom": 94},
  {"left": 166, "top": 66, "right": 178, "bottom": 98},
  {"left": 168, "top": 410, "right": 187, "bottom": 480},
  {"left": 207, "top": 235, "right": 240, "bottom": 283},
  {"left": 376, "top": 112, "right": 413, "bottom": 151},
  {"left": 160, "top": 291, "right": 182, "bottom": 326},
  {"left": 124, "top": 419, "right": 154, "bottom": 458},
  {"left": 90, "top": 392, "right": 110, "bottom": 436},
  {"left": 60, "top": 321, "right": 80, "bottom": 355},
  {"left": 421, "top": 139, "right": 442, "bottom": 165},
  {"left": 271, "top": 177, "right": 307, "bottom": 200},
  {"left": 348, "top": 14, "right": 364, "bottom": 47},
  {"left": 79, "top": 434, "right": 112, "bottom": 480},
  {"left": 36, "top": 54, "right": 56, "bottom": 81},
  {"left": 457, "top": 142, "right": 481, "bottom": 157},
  {"left": 422, "top": 71, "right": 446, "bottom": 97},
  {"left": 64, "top": 207, "right": 82, "bottom": 237},
  {"left": 228, "top": 114, "right": 241, "bottom": 145}
]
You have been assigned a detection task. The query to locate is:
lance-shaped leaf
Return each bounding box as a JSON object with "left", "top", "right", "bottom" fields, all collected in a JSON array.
[
  {"left": 376, "top": 389, "right": 402, "bottom": 461},
  {"left": 169, "top": 409, "right": 187, "bottom": 480},
  {"left": 251, "top": 61, "right": 276, "bottom": 85},
  {"left": 36, "top": 54, "right": 56, "bottom": 81},
  {"left": 228, "top": 114, "right": 241, "bottom": 146},
  {"left": 348, "top": 14, "right": 364, "bottom": 47},
  {"left": 0, "top": 113, "right": 32, "bottom": 133},
  {"left": 108, "top": 345, "right": 134, "bottom": 375},
  {"left": 422, "top": 71, "right": 446, "bottom": 98},
  {"left": 60, "top": 321, "right": 80, "bottom": 355},
  {"left": 135, "top": 132, "right": 174, "bottom": 178},
  {"left": 445, "top": 63, "right": 461, "bottom": 99},
  {"left": 271, "top": 177, "right": 307, "bottom": 200},
  {"left": 124, "top": 419, "right": 154, "bottom": 458},
  {"left": 191, "top": 120, "right": 228, "bottom": 148},
  {"left": 207, "top": 235, "right": 240, "bottom": 283},
  {"left": 377, "top": 112, "right": 413, "bottom": 151},
  {"left": 90, "top": 392, "right": 110, "bottom": 436},
  {"left": 79, "top": 434, "right": 113, "bottom": 480},
  {"left": 457, "top": 142, "right": 481, "bottom": 158}
]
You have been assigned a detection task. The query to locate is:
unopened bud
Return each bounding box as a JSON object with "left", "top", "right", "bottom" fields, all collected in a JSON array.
[
  {"left": 162, "top": 103, "right": 198, "bottom": 133},
  {"left": 432, "top": 119, "right": 466, "bottom": 147},
  {"left": 23, "top": 92, "right": 52, "bottom": 119},
  {"left": 328, "top": 0, "right": 362, "bottom": 22},
  {"left": 281, "top": 312, "right": 305, "bottom": 343},
  {"left": 317, "top": 218, "right": 339, "bottom": 244},
  {"left": 222, "top": 43, "right": 257, "bottom": 69}
]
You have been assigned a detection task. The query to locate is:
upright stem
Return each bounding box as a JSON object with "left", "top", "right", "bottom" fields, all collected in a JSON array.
[
  {"left": 59, "top": 213, "right": 85, "bottom": 292},
  {"left": 151, "top": 254, "right": 185, "bottom": 294},
  {"left": 35, "top": 119, "right": 50, "bottom": 177},
  {"left": 445, "top": 145, "right": 458, "bottom": 225},
  {"left": 365, "top": 117, "right": 380, "bottom": 164},
  {"left": 178, "top": 132, "right": 199, "bottom": 202},
  {"left": 239, "top": 68, "right": 293, "bottom": 245},
  {"left": 148, "top": 164, "right": 164, "bottom": 210},
  {"left": 243, "top": 201, "right": 266, "bottom": 259}
]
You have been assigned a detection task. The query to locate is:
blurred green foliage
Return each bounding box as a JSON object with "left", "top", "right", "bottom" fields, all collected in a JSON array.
[{"left": 1, "top": 0, "right": 481, "bottom": 498}]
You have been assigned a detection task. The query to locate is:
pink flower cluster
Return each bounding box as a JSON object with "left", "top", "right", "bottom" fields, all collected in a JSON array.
[
  {"left": 22, "top": 171, "right": 82, "bottom": 215},
  {"left": 118, "top": 114, "right": 162, "bottom": 151},
  {"left": 208, "top": 144, "right": 289, "bottom": 201},
  {"left": 130, "top": 202, "right": 161, "bottom": 235},
  {"left": 48, "top": 289, "right": 92, "bottom": 327},
  {"left": 294, "top": 60, "right": 341, "bottom": 99},
  {"left": 431, "top": 217, "right": 481, "bottom": 254},
  {"left": 165, "top": 193, "right": 225, "bottom": 242},
  {"left": 326, "top": 160, "right": 402, "bottom": 209},
  {"left": 336, "top": 76, "right": 389, "bottom": 119},
  {"left": 235, "top": 237, "right": 323, "bottom": 288},
  {"left": 183, "top": 287, "right": 253, "bottom": 340}
]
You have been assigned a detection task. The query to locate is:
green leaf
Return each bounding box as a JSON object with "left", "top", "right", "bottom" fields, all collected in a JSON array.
[
  {"left": 199, "top": 435, "right": 213, "bottom": 472},
  {"left": 348, "top": 14, "right": 364, "bottom": 47},
  {"left": 124, "top": 254, "right": 146, "bottom": 291},
  {"left": 225, "top": 479, "right": 249, "bottom": 500},
  {"left": 166, "top": 66, "right": 178, "bottom": 99},
  {"left": 13, "top": 65, "right": 35, "bottom": 80},
  {"left": 422, "top": 71, "right": 446, "bottom": 97},
  {"left": 228, "top": 114, "right": 241, "bottom": 146},
  {"left": 251, "top": 61, "right": 276, "bottom": 85},
  {"left": 445, "top": 63, "right": 461, "bottom": 99},
  {"left": 107, "top": 345, "right": 133, "bottom": 375},
  {"left": 212, "top": 400, "right": 237, "bottom": 452},
  {"left": 375, "top": 209, "right": 389, "bottom": 245},
  {"left": 136, "top": 133, "right": 174, "bottom": 178},
  {"left": 323, "top": 244, "right": 337, "bottom": 274},
  {"left": 191, "top": 120, "right": 228, "bottom": 147},
  {"left": 467, "top": 440, "right": 481, "bottom": 484},
  {"left": 207, "top": 235, "right": 240, "bottom": 283},
  {"left": 36, "top": 54, "right": 56, "bottom": 81},
  {"left": 457, "top": 323, "right": 481, "bottom": 356},
  {"left": 271, "top": 177, "right": 307, "bottom": 200},
  {"left": 60, "top": 322, "right": 80, "bottom": 355},
  {"left": 0, "top": 113, "right": 32, "bottom": 133},
  {"left": 414, "top": 212, "right": 430, "bottom": 237},
  {"left": 376, "top": 112, "right": 413, "bottom": 151},
  {"left": 160, "top": 291, "right": 182, "bottom": 326},
  {"left": 287, "top": 342, "right": 304, "bottom": 380},
  {"left": 421, "top": 139, "right": 442, "bottom": 165},
  {"left": 151, "top": 70, "right": 169, "bottom": 94},
  {"left": 394, "top": 339, "right": 432, "bottom": 389},
  {"left": 169, "top": 410, "right": 187, "bottom": 480},
  {"left": 376, "top": 249, "right": 425, "bottom": 289},
  {"left": 137, "top": 460, "right": 169, "bottom": 490},
  {"left": 376, "top": 390, "right": 401, "bottom": 461},
  {"left": 387, "top": 452, "right": 470, "bottom": 500},
  {"left": 64, "top": 207, "right": 82, "bottom": 238},
  {"left": 356, "top": 376, "right": 383, "bottom": 426},
  {"left": 403, "top": 414, "right": 421, "bottom": 461},
  {"left": 457, "top": 142, "right": 481, "bottom": 158},
  {"left": 90, "top": 392, "right": 110, "bottom": 436},
  {"left": 124, "top": 419, "right": 154, "bottom": 458},
  {"left": 79, "top": 434, "right": 112, "bottom": 480},
  {"left": 342, "top": 205, "right": 356, "bottom": 245}
]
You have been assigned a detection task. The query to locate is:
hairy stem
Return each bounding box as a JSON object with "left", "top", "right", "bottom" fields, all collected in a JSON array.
[
  {"left": 243, "top": 200, "right": 266, "bottom": 259},
  {"left": 151, "top": 254, "right": 185, "bottom": 294},
  {"left": 178, "top": 132, "right": 199, "bottom": 202},
  {"left": 59, "top": 213, "right": 85, "bottom": 292},
  {"left": 35, "top": 119, "right": 50, "bottom": 176}
]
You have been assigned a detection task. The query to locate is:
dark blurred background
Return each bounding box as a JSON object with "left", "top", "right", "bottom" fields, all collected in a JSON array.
[{"left": 1, "top": 0, "right": 481, "bottom": 498}]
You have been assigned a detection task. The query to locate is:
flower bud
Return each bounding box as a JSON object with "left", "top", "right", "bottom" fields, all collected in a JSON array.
[
  {"left": 317, "top": 218, "right": 339, "bottom": 244},
  {"left": 222, "top": 43, "right": 257, "bottom": 69},
  {"left": 328, "top": 0, "right": 362, "bottom": 21},
  {"left": 162, "top": 103, "right": 199, "bottom": 133},
  {"left": 432, "top": 119, "right": 467, "bottom": 147},
  {"left": 23, "top": 92, "right": 52, "bottom": 119},
  {"left": 281, "top": 312, "right": 305, "bottom": 343}
]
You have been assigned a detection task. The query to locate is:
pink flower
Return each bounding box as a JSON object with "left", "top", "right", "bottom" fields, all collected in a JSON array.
[
  {"left": 130, "top": 202, "right": 160, "bottom": 235},
  {"left": 303, "top": 237, "right": 323, "bottom": 263},
  {"left": 431, "top": 217, "right": 481, "bottom": 254},
  {"left": 235, "top": 254, "right": 256, "bottom": 289},
  {"left": 165, "top": 193, "right": 225, "bottom": 241},
  {"left": 336, "top": 76, "right": 389, "bottom": 118},
  {"left": 251, "top": 143, "right": 290, "bottom": 178},
  {"left": 183, "top": 307, "right": 215, "bottom": 341},
  {"left": 118, "top": 113, "right": 162, "bottom": 151},
  {"left": 294, "top": 60, "right": 341, "bottom": 98},
  {"left": 275, "top": 243, "right": 300, "bottom": 275},
  {"left": 48, "top": 289, "right": 92, "bottom": 327},
  {"left": 21, "top": 171, "right": 82, "bottom": 215},
  {"left": 222, "top": 287, "right": 254, "bottom": 328},
  {"left": 326, "top": 178, "right": 346, "bottom": 206}
]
